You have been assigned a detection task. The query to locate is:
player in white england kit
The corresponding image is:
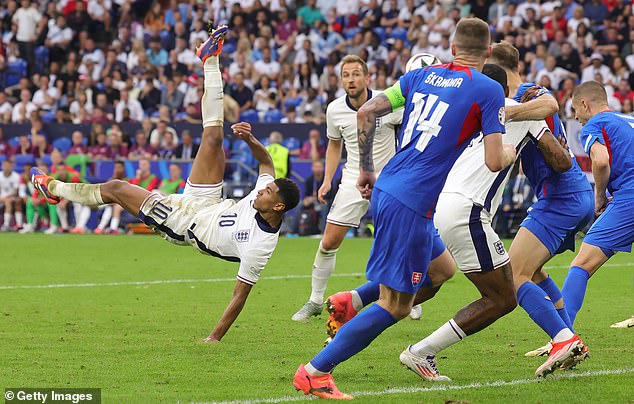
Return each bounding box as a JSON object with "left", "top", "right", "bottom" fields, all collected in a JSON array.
[
  {"left": 0, "top": 160, "right": 24, "bottom": 231},
  {"left": 291, "top": 55, "right": 405, "bottom": 321},
  {"left": 31, "top": 26, "right": 300, "bottom": 342},
  {"left": 400, "top": 64, "right": 575, "bottom": 381}
]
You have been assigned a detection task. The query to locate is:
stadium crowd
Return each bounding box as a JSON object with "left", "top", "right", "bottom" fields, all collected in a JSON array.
[{"left": 0, "top": 0, "right": 632, "bottom": 234}]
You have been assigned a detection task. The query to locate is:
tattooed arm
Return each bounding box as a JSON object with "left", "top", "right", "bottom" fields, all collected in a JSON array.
[
  {"left": 536, "top": 129, "right": 573, "bottom": 173},
  {"left": 356, "top": 93, "right": 397, "bottom": 199}
]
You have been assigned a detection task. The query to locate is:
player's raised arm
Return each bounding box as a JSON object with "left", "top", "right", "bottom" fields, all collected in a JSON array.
[
  {"left": 535, "top": 129, "right": 573, "bottom": 173},
  {"left": 231, "top": 122, "right": 275, "bottom": 178},
  {"left": 506, "top": 87, "right": 559, "bottom": 122}
]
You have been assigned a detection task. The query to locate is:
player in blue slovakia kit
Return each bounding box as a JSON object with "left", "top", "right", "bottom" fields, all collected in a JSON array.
[
  {"left": 562, "top": 81, "right": 634, "bottom": 335},
  {"left": 488, "top": 42, "right": 593, "bottom": 377},
  {"left": 293, "top": 18, "right": 516, "bottom": 399}
]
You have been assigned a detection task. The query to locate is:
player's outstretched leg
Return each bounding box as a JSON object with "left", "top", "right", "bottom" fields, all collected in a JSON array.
[
  {"left": 31, "top": 168, "right": 151, "bottom": 216},
  {"left": 324, "top": 249, "right": 455, "bottom": 345},
  {"left": 403, "top": 262, "right": 516, "bottom": 381},
  {"left": 189, "top": 24, "right": 229, "bottom": 187}
]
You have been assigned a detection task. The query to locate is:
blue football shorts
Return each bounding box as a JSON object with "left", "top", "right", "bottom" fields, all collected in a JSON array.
[
  {"left": 584, "top": 193, "right": 634, "bottom": 256},
  {"left": 520, "top": 190, "right": 594, "bottom": 255}
]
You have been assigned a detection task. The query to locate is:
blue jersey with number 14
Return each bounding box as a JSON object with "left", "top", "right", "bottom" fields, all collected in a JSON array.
[{"left": 376, "top": 63, "right": 506, "bottom": 218}]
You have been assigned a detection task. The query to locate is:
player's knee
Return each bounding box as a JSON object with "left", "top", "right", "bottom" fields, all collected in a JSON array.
[
  {"left": 320, "top": 237, "right": 341, "bottom": 252},
  {"left": 203, "top": 127, "right": 223, "bottom": 148},
  {"left": 102, "top": 179, "right": 126, "bottom": 198}
]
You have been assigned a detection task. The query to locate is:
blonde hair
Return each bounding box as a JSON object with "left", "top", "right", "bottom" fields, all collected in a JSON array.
[{"left": 340, "top": 55, "right": 369, "bottom": 76}]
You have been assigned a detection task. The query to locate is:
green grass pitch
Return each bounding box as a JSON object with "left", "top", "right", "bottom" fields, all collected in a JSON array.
[{"left": 1, "top": 234, "right": 633, "bottom": 403}]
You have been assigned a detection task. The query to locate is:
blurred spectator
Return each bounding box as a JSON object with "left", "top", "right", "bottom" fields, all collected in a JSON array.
[
  {"left": 297, "top": 0, "right": 323, "bottom": 29},
  {"left": 0, "top": 159, "right": 23, "bottom": 231},
  {"left": 89, "top": 132, "right": 110, "bottom": 159},
  {"left": 94, "top": 160, "right": 127, "bottom": 235},
  {"left": 15, "top": 135, "right": 32, "bottom": 157},
  {"left": 298, "top": 88, "right": 322, "bottom": 119},
  {"left": 11, "top": 89, "right": 37, "bottom": 123},
  {"left": 147, "top": 36, "right": 168, "bottom": 67},
  {"left": 30, "top": 134, "right": 53, "bottom": 159},
  {"left": 254, "top": 47, "right": 281, "bottom": 81},
  {"left": 581, "top": 53, "right": 614, "bottom": 83},
  {"left": 0, "top": 93, "right": 12, "bottom": 123},
  {"left": 253, "top": 75, "right": 277, "bottom": 116},
  {"left": 567, "top": 6, "right": 590, "bottom": 33},
  {"left": 614, "top": 81, "right": 634, "bottom": 106},
  {"left": 556, "top": 42, "right": 582, "bottom": 77},
  {"left": 159, "top": 163, "right": 186, "bottom": 195},
  {"left": 295, "top": 129, "right": 326, "bottom": 161},
  {"left": 128, "top": 131, "right": 157, "bottom": 160},
  {"left": 0, "top": 128, "right": 14, "bottom": 157},
  {"left": 12, "top": 0, "right": 41, "bottom": 76},
  {"left": 67, "top": 131, "right": 89, "bottom": 155},
  {"left": 158, "top": 131, "right": 178, "bottom": 159},
  {"left": 138, "top": 79, "right": 162, "bottom": 116},
  {"left": 161, "top": 79, "right": 184, "bottom": 113},
  {"left": 150, "top": 120, "right": 178, "bottom": 149},
  {"left": 227, "top": 72, "right": 254, "bottom": 112},
  {"left": 265, "top": 131, "right": 291, "bottom": 178},
  {"left": 298, "top": 159, "right": 326, "bottom": 236},
  {"left": 106, "top": 130, "right": 129, "bottom": 160},
  {"left": 173, "top": 130, "right": 198, "bottom": 160},
  {"left": 535, "top": 55, "right": 577, "bottom": 90},
  {"left": 115, "top": 90, "right": 144, "bottom": 123},
  {"left": 45, "top": 14, "right": 73, "bottom": 63}
]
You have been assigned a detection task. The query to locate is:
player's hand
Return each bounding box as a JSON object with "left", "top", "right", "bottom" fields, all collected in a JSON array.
[
  {"left": 502, "top": 143, "right": 517, "bottom": 167},
  {"left": 357, "top": 170, "right": 376, "bottom": 200},
  {"left": 594, "top": 193, "right": 611, "bottom": 216},
  {"left": 231, "top": 122, "right": 252, "bottom": 141},
  {"left": 556, "top": 134, "right": 568, "bottom": 149},
  {"left": 520, "top": 85, "right": 542, "bottom": 103},
  {"left": 317, "top": 182, "right": 331, "bottom": 204}
]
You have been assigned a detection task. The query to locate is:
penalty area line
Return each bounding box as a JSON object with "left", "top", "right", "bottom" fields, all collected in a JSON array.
[{"left": 205, "top": 367, "right": 634, "bottom": 404}]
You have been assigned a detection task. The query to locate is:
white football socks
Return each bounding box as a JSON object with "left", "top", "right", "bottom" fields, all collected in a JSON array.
[
  {"left": 552, "top": 328, "right": 574, "bottom": 343},
  {"left": 202, "top": 55, "right": 223, "bottom": 127},
  {"left": 48, "top": 180, "right": 104, "bottom": 206},
  {"left": 15, "top": 211, "right": 23, "bottom": 227},
  {"left": 350, "top": 290, "right": 364, "bottom": 312},
  {"left": 97, "top": 205, "right": 113, "bottom": 230},
  {"left": 411, "top": 319, "right": 467, "bottom": 356},
  {"left": 305, "top": 362, "right": 328, "bottom": 376},
  {"left": 309, "top": 241, "right": 339, "bottom": 305}
]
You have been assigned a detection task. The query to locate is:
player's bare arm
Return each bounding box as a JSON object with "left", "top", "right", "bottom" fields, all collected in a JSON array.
[
  {"left": 204, "top": 280, "right": 253, "bottom": 342},
  {"left": 231, "top": 122, "right": 275, "bottom": 178},
  {"left": 482, "top": 133, "right": 516, "bottom": 172},
  {"left": 318, "top": 138, "right": 343, "bottom": 204},
  {"left": 506, "top": 90, "right": 559, "bottom": 122},
  {"left": 357, "top": 93, "right": 393, "bottom": 198},
  {"left": 589, "top": 141, "right": 611, "bottom": 215},
  {"left": 536, "top": 130, "right": 573, "bottom": 173}
]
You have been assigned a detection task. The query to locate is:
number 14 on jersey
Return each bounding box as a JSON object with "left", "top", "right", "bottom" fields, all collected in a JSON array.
[{"left": 401, "top": 92, "right": 449, "bottom": 152}]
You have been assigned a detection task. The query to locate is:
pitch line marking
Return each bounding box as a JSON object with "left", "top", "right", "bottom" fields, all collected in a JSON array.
[
  {"left": 1, "top": 262, "right": 632, "bottom": 290},
  {"left": 205, "top": 367, "right": 634, "bottom": 404}
]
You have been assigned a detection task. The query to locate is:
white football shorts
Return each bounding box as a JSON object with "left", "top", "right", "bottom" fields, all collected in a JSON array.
[
  {"left": 434, "top": 192, "right": 510, "bottom": 273},
  {"left": 138, "top": 179, "right": 230, "bottom": 246},
  {"left": 326, "top": 181, "right": 369, "bottom": 228}
]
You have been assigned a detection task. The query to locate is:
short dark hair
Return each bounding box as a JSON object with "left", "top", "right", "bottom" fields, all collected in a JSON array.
[
  {"left": 482, "top": 64, "right": 508, "bottom": 97},
  {"left": 490, "top": 41, "right": 520, "bottom": 72},
  {"left": 274, "top": 178, "right": 300, "bottom": 212}
]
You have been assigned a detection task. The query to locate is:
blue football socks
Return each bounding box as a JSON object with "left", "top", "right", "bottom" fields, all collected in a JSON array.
[
  {"left": 354, "top": 281, "right": 381, "bottom": 307},
  {"left": 562, "top": 266, "right": 590, "bottom": 325},
  {"left": 309, "top": 304, "right": 397, "bottom": 373},
  {"left": 517, "top": 282, "right": 568, "bottom": 339},
  {"left": 536, "top": 276, "right": 574, "bottom": 332}
]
